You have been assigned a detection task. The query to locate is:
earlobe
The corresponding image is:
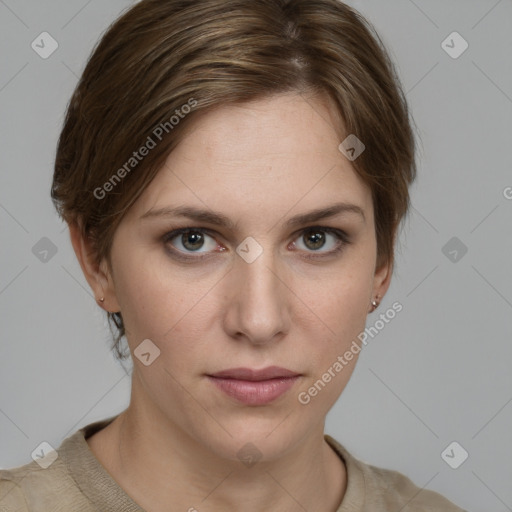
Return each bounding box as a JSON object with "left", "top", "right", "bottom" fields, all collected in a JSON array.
[
  {"left": 369, "top": 295, "right": 380, "bottom": 313},
  {"left": 68, "top": 221, "right": 120, "bottom": 312}
]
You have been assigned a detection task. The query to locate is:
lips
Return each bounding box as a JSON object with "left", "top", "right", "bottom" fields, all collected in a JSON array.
[
  {"left": 208, "top": 366, "right": 300, "bottom": 381},
  {"left": 207, "top": 366, "right": 301, "bottom": 405}
]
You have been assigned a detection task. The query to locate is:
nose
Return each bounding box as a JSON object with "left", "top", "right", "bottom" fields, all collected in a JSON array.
[{"left": 223, "top": 244, "right": 290, "bottom": 346}]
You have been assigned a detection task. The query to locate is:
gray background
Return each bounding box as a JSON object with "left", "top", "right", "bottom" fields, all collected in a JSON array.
[{"left": 1, "top": 1, "right": 511, "bottom": 510}]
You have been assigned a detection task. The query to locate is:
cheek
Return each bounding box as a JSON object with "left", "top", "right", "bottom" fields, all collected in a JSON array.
[
  {"left": 296, "top": 260, "right": 374, "bottom": 400},
  {"left": 112, "top": 251, "right": 216, "bottom": 362},
  {"left": 110, "top": 249, "right": 173, "bottom": 341},
  {"left": 310, "top": 264, "right": 373, "bottom": 340},
  {"left": 306, "top": 287, "right": 367, "bottom": 381},
  {"left": 296, "top": 288, "right": 367, "bottom": 411}
]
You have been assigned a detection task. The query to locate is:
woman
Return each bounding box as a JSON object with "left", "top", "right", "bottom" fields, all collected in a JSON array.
[{"left": 0, "top": 0, "right": 467, "bottom": 510}]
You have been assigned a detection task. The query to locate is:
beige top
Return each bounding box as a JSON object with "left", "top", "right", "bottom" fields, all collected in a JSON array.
[{"left": 1, "top": 415, "right": 466, "bottom": 511}]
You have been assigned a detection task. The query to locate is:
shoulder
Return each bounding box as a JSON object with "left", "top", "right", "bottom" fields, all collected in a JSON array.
[
  {"left": 325, "top": 435, "right": 467, "bottom": 512},
  {"left": 0, "top": 465, "right": 30, "bottom": 511},
  {"left": 1, "top": 459, "right": 54, "bottom": 511},
  {"left": 1, "top": 416, "right": 121, "bottom": 511},
  {"left": 360, "top": 462, "right": 465, "bottom": 511},
  {"left": 0, "top": 444, "right": 93, "bottom": 511},
  {"left": 0, "top": 457, "right": 79, "bottom": 510}
]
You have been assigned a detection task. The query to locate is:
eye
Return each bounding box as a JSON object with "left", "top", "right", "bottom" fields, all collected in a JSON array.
[
  {"left": 162, "top": 226, "right": 350, "bottom": 261},
  {"left": 290, "top": 226, "right": 349, "bottom": 258},
  {"left": 164, "top": 228, "right": 221, "bottom": 258}
]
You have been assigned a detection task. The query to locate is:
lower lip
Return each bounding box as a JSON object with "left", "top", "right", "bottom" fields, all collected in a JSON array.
[{"left": 207, "top": 376, "right": 300, "bottom": 405}]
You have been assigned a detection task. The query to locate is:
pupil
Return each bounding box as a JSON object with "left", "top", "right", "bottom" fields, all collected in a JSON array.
[
  {"left": 183, "top": 232, "right": 203, "bottom": 251},
  {"left": 305, "top": 231, "right": 325, "bottom": 250}
]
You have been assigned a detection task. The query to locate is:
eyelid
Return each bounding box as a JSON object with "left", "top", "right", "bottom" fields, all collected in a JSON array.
[{"left": 162, "top": 225, "right": 350, "bottom": 261}]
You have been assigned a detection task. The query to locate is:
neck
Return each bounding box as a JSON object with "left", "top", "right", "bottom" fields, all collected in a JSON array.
[{"left": 88, "top": 400, "right": 346, "bottom": 512}]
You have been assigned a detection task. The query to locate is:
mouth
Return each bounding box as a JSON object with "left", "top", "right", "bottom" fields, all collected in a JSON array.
[{"left": 206, "top": 366, "right": 302, "bottom": 406}]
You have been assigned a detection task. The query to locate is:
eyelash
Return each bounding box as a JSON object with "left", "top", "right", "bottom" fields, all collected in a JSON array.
[{"left": 162, "top": 226, "right": 351, "bottom": 262}]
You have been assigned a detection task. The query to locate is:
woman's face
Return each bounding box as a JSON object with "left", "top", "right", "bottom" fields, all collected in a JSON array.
[{"left": 103, "top": 92, "right": 390, "bottom": 461}]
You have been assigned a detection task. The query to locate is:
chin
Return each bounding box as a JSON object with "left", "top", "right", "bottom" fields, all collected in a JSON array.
[{"left": 190, "top": 412, "right": 310, "bottom": 464}]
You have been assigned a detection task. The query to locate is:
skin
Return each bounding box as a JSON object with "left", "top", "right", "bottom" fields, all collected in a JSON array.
[{"left": 70, "top": 91, "right": 392, "bottom": 512}]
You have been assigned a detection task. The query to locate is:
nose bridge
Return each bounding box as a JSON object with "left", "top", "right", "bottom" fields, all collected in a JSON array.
[
  {"left": 227, "top": 236, "right": 288, "bottom": 342},
  {"left": 240, "top": 245, "right": 279, "bottom": 299}
]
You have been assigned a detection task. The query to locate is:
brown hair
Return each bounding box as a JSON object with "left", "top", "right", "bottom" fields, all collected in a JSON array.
[{"left": 51, "top": 0, "right": 417, "bottom": 361}]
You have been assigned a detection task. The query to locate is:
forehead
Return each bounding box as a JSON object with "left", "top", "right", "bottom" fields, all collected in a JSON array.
[
  {"left": 127, "top": 92, "right": 373, "bottom": 226},
  {"left": 178, "top": 92, "right": 346, "bottom": 167}
]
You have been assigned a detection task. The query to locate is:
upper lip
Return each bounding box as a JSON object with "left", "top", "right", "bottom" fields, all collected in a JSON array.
[{"left": 208, "top": 366, "right": 300, "bottom": 381}]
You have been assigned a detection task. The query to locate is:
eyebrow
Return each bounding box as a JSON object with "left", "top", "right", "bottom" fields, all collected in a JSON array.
[{"left": 140, "top": 202, "right": 366, "bottom": 229}]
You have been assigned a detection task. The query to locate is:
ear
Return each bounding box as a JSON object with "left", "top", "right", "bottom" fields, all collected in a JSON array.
[
  {"left": 369, "top": 256, "right": 393, "bottom": 312},
  {"left": 68, "top": 221, "right": 121, "bottom": 313},
  {"left": 369, "top": 229, "right": 397, "bottom": 312}
]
